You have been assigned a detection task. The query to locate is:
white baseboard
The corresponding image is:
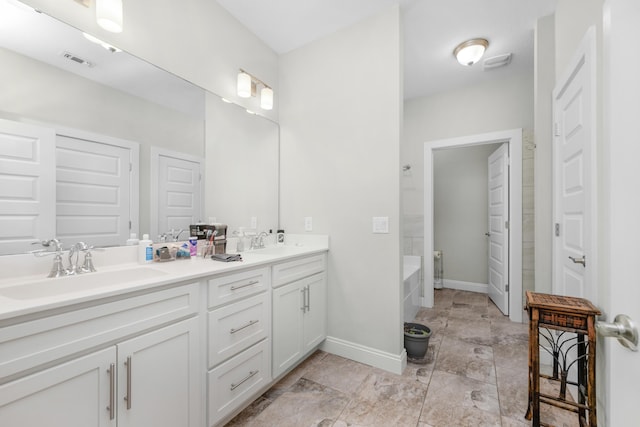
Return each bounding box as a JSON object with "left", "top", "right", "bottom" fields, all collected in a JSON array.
[
  {"left": 320, "top": 336, "right": 407, "bottom": 375},
  {"left": 443, "top": 279, "right": 488, "bottom": 294}
]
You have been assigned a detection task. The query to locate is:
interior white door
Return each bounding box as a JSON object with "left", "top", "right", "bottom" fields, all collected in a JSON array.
[
  {"left": 487, "top": 143, "right": 509, "bottom": 315},
  {"left": 0, "top": 119, "right": 55, "bottom": 255},
  {"left": 152, "top": 149, "right": 202, "bottom": 239},
  {"left": 604, "top": 0, "right": 640, "bottom": 424},
  {"left": 552, "top": 28, "right": 596, "bottom": 302},
  {"left": 56, "top": 135, "right": 132, "bottom": 247}
]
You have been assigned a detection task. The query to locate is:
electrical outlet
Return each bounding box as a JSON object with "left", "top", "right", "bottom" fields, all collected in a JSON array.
[
  {"left": 250, "top": 216, "right": 257, "bottom": 229},
  {"left": 304, "top": 217, "right": 313, "bottom": 232}
]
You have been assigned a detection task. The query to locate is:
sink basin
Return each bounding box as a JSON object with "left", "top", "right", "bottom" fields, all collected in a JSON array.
[{"left": 0, "top": 267, "right": 167, "bottom": 300}]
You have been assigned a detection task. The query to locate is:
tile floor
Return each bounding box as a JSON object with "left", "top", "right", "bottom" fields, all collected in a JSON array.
[{"left": 226, "top": 289, "right": 580, "bottom": 427}]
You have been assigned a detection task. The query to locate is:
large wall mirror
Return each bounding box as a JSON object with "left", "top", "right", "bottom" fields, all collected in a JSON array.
[{"left": 0, "top": 0, "right": 279, "bottom": 255}]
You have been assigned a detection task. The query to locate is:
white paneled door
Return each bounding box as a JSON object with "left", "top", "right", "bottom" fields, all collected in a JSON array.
[
  {"left": 487, "top": 143, "right": 510, "bottom": 315},
  {"left": 0, "top": 119, "right": 55, "bottom": 255},
  {"left": 552, "top": 27, "right": 596, "bottom": 303},
  {"left": 151, "top": 148, "right": 203, "bottom": 240},
  {"left": 604, "top": 0, "right": 640, "bottom": 424},
  {"left": 56, "top": 134, "right": 134, "bottom": 247}
]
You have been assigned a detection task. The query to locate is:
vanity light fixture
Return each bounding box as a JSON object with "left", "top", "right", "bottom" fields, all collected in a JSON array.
[
  {"left": 453, "top": 38, "right": 489, "bottom": 67},
  {"left": 96, "top": 0, "right": 123, "bottom": 33},
  {"left": 237, "top": 69, "right": 274, "bottom": 110}
]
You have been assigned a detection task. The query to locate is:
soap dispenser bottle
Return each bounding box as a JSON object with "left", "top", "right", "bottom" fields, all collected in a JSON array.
[{"left": 139, "top": 234, "right": 153, "bottom": 263}]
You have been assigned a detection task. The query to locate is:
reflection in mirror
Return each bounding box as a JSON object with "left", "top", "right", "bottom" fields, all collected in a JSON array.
[{"left": 0, "top": 0, "right": 280, "bottom": 254}]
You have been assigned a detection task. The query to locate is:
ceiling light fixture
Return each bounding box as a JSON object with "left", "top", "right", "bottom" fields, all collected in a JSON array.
[
  {"left": 237, "top": 69, "right": 274, "bottom": 110},
  {"left": 453, "top": 38, "right": 489, "bottom": 67},
  {"left": 96, "top": 0, "right": 123, "bottom": 33}
]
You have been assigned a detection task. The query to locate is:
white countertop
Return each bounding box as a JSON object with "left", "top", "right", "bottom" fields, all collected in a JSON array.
[{"left": 0, "top": 239, "right": 328, "bottom": 323}]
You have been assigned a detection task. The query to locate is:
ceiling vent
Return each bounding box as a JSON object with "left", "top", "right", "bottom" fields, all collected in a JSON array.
[
  {"left": 483, "top": 53, "right": 512, "bottom": 71},
  {"left": 61, "top": 51, "right": 94, "bottom": 67}
]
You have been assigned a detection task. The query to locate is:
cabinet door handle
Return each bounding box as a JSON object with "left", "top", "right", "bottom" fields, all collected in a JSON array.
[
  {"left": 124, "top": 356, "right": 132, "bottom": 410},
  {"left": 107, "top": 363, "right": 115, "bottom": 420},
  {"left": 305, "top": 285, "right": 310, "bottom": 311},
  {"left": 230, "top": 319, "right": 259, "bottom": 334},
  {"left": 231, "top": 280, "right": 259, "bottom": 291},
  {"left": 230, "top": 370, "right": 258, "bottom": 391},
  {"left": 301, "top": 288, "right": 307, "bottom": 312}
]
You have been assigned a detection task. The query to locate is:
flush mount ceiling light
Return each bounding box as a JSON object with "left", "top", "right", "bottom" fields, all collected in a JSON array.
[
  {"left": 96, "top": 0, "right": 123, "bottom": 33},
  {"left": 453, "top": 38, "right": 489, "bottom": 67},
  {"left": 237, "top": 69, "right": 274, "bottom": 110}
]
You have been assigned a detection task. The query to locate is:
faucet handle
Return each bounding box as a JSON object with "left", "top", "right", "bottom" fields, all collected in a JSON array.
[{"left": 32, "top": 239, "right": 63, "bottom": 252}]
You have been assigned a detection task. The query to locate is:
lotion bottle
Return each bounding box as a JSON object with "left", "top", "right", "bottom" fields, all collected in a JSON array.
[
  {"left": 126, "top": 233, "right": 139, "bottom": 245},
  {"left": 139, "top": 234, "right": 153, "bottom": 263}
]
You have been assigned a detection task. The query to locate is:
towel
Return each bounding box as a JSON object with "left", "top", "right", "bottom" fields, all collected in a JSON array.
[{"left": 211, "top": 253, "right": 242, "bottom": 262}]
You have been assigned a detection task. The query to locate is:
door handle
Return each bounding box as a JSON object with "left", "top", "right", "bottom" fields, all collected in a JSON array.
[
  {"left": 596, "top": 314, "right": 638, "bottom": 351},
  {"left": 568, "top": 255, "right": 586, "bottom": 267},
  {"left": 484, "top": 232, "right": 490, "bottom": 237}
]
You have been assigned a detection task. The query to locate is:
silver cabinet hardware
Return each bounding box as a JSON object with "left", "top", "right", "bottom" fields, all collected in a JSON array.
[
  {"left": 301, "top": 288, "right": 307, "bottom": 312},
  {"left": 230, "top": 280, "right": 259, "bottom": 291},
  {"left": 596, "top": 314, "right": 638, "bottom": 351},
  {"left": 107, "top": 363, "right": 115, "bottom": 420},
  {"left": 230, "top": 319, "right": 259, "bottom": 334},
  {"left": 568, "top": 255, "right": 586, "bottom": 267},
  {"left": 305, "top": 285, "right": 310, "bottom": 312},
  {"left": 230, "top": 370, "right": 258, "bottom": 391},
  {"left": 124, "top": 356, "right": 132, "bottom": 409}
]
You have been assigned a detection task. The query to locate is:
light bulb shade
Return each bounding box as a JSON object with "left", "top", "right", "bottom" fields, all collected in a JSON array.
[
  {"left": 454, "top": 38, "right": 489, "bottom": 66},
  {"left": 96, "top": 0, "right": 123, "bottom": 33},
  {"left": 237, "top": 72, "right": 252, "bottom": 98},
  {"left": 260, "top": 87, "right": 273, "bottom": 110}
]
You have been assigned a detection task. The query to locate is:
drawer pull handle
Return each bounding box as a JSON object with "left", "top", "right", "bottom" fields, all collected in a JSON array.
[
  {"left": 107, "top": 363, "right": 115, "bottom": 420},
  {"left": 231, "top": 280, "right": 259, "bottom": 291},
  {"left": 124, "top": 356, "right": 132, "bottom": 410},
  {"left": 230, "top": 370, "right": 259, "bottom": 391},
  {"left": 230, "top": 319, "right": 260, "bottom": 334}
]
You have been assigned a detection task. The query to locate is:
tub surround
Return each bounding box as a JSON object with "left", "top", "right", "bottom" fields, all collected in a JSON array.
[{"left": 403, "top": 255, "right": 422, "bottom": 323}]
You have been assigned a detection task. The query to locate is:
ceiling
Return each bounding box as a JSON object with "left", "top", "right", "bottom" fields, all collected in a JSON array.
[{"left": 216, "top": 0, "right": 558, "bottom": 99}]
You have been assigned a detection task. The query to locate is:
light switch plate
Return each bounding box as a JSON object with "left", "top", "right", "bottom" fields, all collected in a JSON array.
[
  {"left": 304, "top": 217, "right": 313, "bottom": 232},
  {"left": 372, "top": 216, "right": 389, "bottom": 233}
]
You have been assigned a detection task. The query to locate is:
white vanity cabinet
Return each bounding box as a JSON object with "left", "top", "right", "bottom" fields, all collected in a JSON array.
[
  {"left": 206, "top": 267, "right": 271, "bottom": 426},
  {"left": 0, "top": 283, "right": 202, "bottom": 427},
  {"left": 272, "top": 254, "right": 327, "bottom": 379}
]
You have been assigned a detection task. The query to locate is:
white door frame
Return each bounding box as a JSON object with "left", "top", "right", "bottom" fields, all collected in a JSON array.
[
  {"left": 551, "top": 26, "right": 598, "bottom": 304},
  {"left": 150, "top": 147, "right": 204, "bottom": 241},
  {"left": 423, "top": 129, "right": 523, "bottom": 322}
]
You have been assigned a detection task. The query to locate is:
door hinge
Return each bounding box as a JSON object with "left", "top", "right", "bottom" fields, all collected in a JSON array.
[
  {"left": 505, "top": 221, "right": 510, "bottom": 230},
  {"left": 505, "top": 284, "right": 509, "bottom": 292},
  {"left": 129, "top": 162, "right": 132, "bottom": 172},
  {"left": 555, "top": 223, "right": 560, "bottom": 237},
  {"left": 129, "top": 220, "right": 132, "bottom": 230},
  {"left": 554, "top": 122, "right": 561, "bottom": 136}
]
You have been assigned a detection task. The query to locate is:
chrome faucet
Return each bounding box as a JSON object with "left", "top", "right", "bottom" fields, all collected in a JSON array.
[
  {"left": 31, "top": 240, "right": 99, "bottom": 278},
  {"left": 31, "top": 239, "right": 67, "bottom": 278},
  {"left": 250, "top": 232, "right": 269, "bottom": 250}
]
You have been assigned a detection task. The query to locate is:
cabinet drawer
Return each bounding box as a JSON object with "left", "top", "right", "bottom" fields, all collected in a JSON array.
[
  {"left": 208, "top": 339, "right": 270, "bottom": 426},
  {"left": 208, "top": 292, "right": 270, "bottom": 368},
  {"left": 0, "top": 283, "right": 200, "bottom": 381},
  {"left": 207, "top": 267, "right": 269, "bottom": 308},
  {"left": 272, "top": 254, "right": 326, "bottom": 288}
]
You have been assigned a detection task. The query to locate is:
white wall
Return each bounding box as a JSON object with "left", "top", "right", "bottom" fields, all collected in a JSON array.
[
  {"left": 433, "top": 144, "right": 501, "bottom": 284},
  {"left": 205, "top": 93, "right": 279, "bottom": 232},
  {"left": 21, "top": 0, "right": 279, "bottom": 122},
  {"left": 403, "top": 73, "right": 534, "bottom": 301},
  {"left": 279, "top": 7, "right": 403, "bottom": 369}
]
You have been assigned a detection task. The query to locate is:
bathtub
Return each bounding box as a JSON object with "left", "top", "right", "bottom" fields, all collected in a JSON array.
[{"left": 403, "top": 255, "right": 422, "bottom": 322}]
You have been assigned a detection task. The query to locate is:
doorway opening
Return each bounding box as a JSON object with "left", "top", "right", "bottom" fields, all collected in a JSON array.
[{"left": 423, "top": 129, "right": 523, "bottom": 323}]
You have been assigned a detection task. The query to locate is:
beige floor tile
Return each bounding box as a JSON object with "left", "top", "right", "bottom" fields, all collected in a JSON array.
[
  {"left": 337, "top": 370, "right": 428, "bottom": 427},
  {"left": 303, "top": 353, "right": 373, "bottom": 395},
  {"left": 435, "top": 336, "right": 496, "bottom": 384},
  {"left": 420, "top": 370, "right": 501, "bottom": 427},
  {"left": 501, "top": 415, "right": 530, "bottom": 426},
  {"left": 240, "top": 378, "right": 350, "bottom": 427}
]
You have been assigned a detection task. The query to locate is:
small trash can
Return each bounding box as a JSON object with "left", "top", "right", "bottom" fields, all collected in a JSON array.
[{"left": 404, "top": 322, "right": 432, "bottom": 360}]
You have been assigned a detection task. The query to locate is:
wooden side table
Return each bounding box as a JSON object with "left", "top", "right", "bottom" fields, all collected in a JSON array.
[{"left": 525, "top": 291, "right": 601, "bottom": 426}]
